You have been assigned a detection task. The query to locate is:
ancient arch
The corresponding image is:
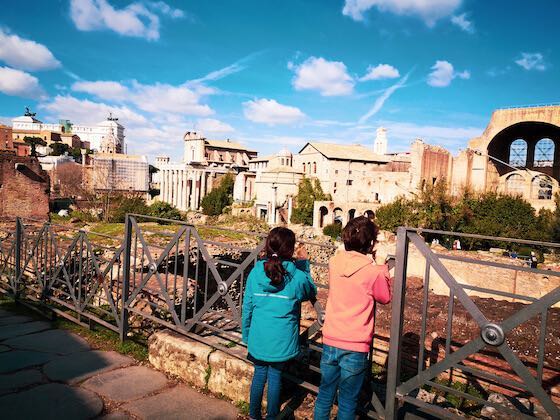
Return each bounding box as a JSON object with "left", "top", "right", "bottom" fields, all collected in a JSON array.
[
  {"left": 348, "top": 208, "right": 356, "bottom": 221},
  {"left": 333, "top": 207, "right": 344, "bottom": 225},
  {"left": 531, "top": 175, "right": 553, "bottom": 200}
]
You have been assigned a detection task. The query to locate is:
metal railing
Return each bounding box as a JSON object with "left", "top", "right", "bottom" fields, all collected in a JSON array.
[{"left": 1, "top": 217, "right": 559, "bottom": 418}]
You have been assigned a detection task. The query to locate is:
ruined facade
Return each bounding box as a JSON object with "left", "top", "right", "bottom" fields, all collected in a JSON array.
[
  {"left": 0, "top": 152, "right": 49, "bottom": 220},
  {"left": 157, "top": 132, "right": 258, "bottom": 211}
]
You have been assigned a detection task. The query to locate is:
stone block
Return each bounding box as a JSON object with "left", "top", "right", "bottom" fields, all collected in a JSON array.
[
  {"left": 148, "top": 330, "right": 212, "bottom": 389},
  {"left": 208, "top": 350, "right": 252, "bottom": 402}
]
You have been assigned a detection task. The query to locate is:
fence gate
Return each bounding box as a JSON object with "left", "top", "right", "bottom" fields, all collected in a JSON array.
[{"left": 387, "top": 227, "right": 560, "bottom": 419}]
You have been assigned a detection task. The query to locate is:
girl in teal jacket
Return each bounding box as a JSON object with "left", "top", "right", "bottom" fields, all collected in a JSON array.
[{"left": 242, "top": 227, "right": 317, "bottom": 420}]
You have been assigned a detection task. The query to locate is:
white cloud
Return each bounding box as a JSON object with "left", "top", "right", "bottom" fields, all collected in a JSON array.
[
  {"left": 290, "top": 57, "right": 355, "bottom": 96},
  {"left": 515, "top": 52, "right": 547, "bottom": 71},
  {"left": 427, "top": 60, "right": 470, "bottom": 87},
  {"left": 130, "top": 81, "right": 213, "bottom": 116},
  {"left": 0, "top": 66, "right": 44, "bottom": 98},
  {"left": 359, "top": 64, "right": 400, "bottom": 81},
  {"left": 343, "top": 0, "right": 462, "bottom": 26},
  {"left": 243, "top": 99, "right": 306, "bottom": 125},
  {"left": 0, "top": 28, "right": 60, "bottom": 71},
  {"left": 148, "top": 1, "right": 184, "bottom": 19},
  {"left": 69, "top": 0, "right": 184, "bottom": 41},
  {"left": 70, "top": 79, "right": 214, "bottom": 116},
  {"left": 72, "top": 80, "right": 130, "bottom": 101},
  {"left": 359, "top": 73, "right": 409, "bottom": 123},
  {"left": 451, "top": 13, "right": 474, "bottom": 33},
  {"left": 196, "top": 118, "right": 235, "bottom": 133},
  {"left": 40, "top": 95, "right": 147, "bottom": 126}
]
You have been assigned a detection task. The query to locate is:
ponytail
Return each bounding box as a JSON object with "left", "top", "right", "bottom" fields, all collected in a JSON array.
[
  {"left": 263, "top": 227, "right": 296, "bottom": 286},
  {"left": 264, "top": 253, "right": 286, "bottom": 285}
]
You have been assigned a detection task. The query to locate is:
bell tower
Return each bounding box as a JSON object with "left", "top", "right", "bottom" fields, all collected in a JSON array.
[
  {"left": 183, "top": 131, "right": 206, "bottom": 164},
  {"left": 374, "top": 127, "right": 388, "bottom": 155}
]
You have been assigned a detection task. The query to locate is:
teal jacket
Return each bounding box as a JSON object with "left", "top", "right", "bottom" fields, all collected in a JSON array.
[{"left": 242, "top": 259, "right": 317, "bottom": 362}]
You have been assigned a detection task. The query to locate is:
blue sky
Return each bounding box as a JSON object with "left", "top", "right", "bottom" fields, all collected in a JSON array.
[{"left": 0, "top": 0, "right": 558, "bottom": 160}]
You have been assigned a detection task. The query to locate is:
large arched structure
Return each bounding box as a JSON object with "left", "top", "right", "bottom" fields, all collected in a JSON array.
[
  {"left": 456, "top": 105, "right": 560, "bottom": 210},
  {"left": 486, "top": 121, "right": 560, "bottom": 180}
]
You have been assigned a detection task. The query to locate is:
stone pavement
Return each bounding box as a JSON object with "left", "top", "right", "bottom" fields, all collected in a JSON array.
[{"left": 0, "top": 308, "right": 239, "bottom": 420}]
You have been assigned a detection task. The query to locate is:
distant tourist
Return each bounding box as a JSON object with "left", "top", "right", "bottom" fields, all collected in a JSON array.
[
  {"left": 453, "top": 239, "right": 462, "bottom": 250},
  {"left": 530, "top": 251, "right": 538, "bottom": 269},
  {"left": 314, "top": 216, "right": 392, "bottom": 420},
  {"left": 242, "top": 227, "right": 317, "bottom": 420}
]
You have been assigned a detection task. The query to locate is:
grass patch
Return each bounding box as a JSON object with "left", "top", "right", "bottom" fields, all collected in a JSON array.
[
  {"left": 235, "top": 400, "right": 250, "bottom": 416},
  {"left": 424, "top": 377, "right": 485, "bottom": 415},
  {"left": 53, "top": 318, "right": 148, "bottom": 361},
  {"left": 197, "top": 227, "right": 249, "bottom": 241},
  {"left": 89, "top": 223, "right": 125, "bottom": 238}
]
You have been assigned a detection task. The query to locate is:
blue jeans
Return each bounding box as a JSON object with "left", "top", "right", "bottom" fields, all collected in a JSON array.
[
  {"left": 314, "top": 344, "right": 368, "bottom": 420},
  {"left": 249, "top": 356, "right": 286, "bottom": 420}
]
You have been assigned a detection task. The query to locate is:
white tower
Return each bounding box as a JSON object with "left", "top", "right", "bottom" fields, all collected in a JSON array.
[
  {"left": 183, "top": 131, "right": 206, "bottom": 164},
  {"left": 374, "top": 127, "right": 388, "bottom": 155}
]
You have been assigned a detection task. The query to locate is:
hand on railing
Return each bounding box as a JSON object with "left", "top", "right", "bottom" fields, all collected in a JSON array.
[{"left": 314, "top": 300, "right": 325, "bottom": 327}]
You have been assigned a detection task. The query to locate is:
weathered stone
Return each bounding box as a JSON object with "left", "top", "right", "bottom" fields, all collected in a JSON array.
[
  {"left": 122, "top": 385, "right": 238, "bottom": 420},
  {"left": 0, "top": 315, "right": 33, "bottom": 326},
  {"left": 0, "top": 368, "right": 43, "bottom": 393},
  {"left": 0, "top": 321, "right": 51, "bottom": 341},
  {"left": 148, "top": 331, "right": 212, "bottom": 389},
  {"left": 43, "top": 350, "right": 134, "bottom": 384},
  {"left": 3, "top": 329, "right": 90, "bottom": 355},
  {"left": 82, "top": 366, "right": 168, "bottom": 402},
  {"left": 0, "top": 350, "right": 56, "bottom": 373},
  {"left": 0, "top": 383, "right": 103, "bottom": 420},
  {"left": 208, "top": 349, "right": 252, "bottom": 403}
]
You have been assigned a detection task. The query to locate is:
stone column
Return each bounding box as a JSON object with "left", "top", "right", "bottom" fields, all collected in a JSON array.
[
  {"left": 185, "top": 172, "right": 191, "bottom": 210},
  {"left": 194, "top": 171, "right": 201, "bottom": 210},
  {"left": 287, "top": 196, "right": 293, "bottom": 224},
  {"left": 190, "top": 173, "right": 197, "bottom": 210},
  {"left": 200, "top": 171, "right": 207, "bottom": 201}
]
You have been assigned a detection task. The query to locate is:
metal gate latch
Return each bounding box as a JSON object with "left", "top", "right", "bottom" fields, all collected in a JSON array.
[{"left": 218, "top": 281, "right": 228, "bottom": 295}]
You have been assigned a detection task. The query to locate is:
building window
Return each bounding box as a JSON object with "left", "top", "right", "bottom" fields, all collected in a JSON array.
[
  {"left": 313, "top": 162, "right": 317, "bottom": 173},
  {"left": 335, "top": 170, "right": 338, "bottom": 174},
  {"left": 303, "top": 163, "right": 306, "bottom": 172},
  {"left": 531, "top": 175, "right": 553, "bottom": 199},
  {"left": 509, "top": 139, "right": 527, "bottom": 167},
  {"left": 346, "top": 180, "right": 353, "bottom": 186},
  {"left": 534, "top": 138, "right": 555, "bottom": 167},
  {"left": 505, "top": 173, "right": 524, "bottom": 196}
]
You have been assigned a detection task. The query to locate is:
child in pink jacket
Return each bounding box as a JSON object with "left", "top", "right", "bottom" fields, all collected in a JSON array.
[{"left": 314, "top": 216, "right": 391, "bottom": 420}]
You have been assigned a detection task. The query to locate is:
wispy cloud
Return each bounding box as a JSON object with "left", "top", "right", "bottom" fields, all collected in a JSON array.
[
  {"left": 451, "top": 13, "right": 475, "bottom": 33},
  {"left": 515, "top": 52, "right": 547, "bottom": 71},
  {"left": 358, "top": 72, "right": 410, "bottom": 124}
]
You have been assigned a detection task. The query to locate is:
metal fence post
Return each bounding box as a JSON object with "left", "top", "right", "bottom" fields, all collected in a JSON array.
[
  {"left": 384, "top": 227, "right": 409, "bottom": 419},
  {"left": 14, "top": 217, "right": 22, "bottom": 298},
  {"left": 120, "top": 214, "right": 133, "bottom": 341}
]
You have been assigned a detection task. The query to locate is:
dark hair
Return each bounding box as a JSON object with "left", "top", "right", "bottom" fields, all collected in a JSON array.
[
  {"left": 264, "top": 227, "right": 296, "bottom": 285},
  {"left": 342, "top": 216, "right": 379, "bottom": 256}
]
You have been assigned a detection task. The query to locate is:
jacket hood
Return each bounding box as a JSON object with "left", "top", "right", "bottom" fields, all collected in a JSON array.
[
  {"left": 258, "top": 260, "right": 297, "bottom": 293},
  {"left": 331, "top": 251, "right": 373, "bottom": 277}
]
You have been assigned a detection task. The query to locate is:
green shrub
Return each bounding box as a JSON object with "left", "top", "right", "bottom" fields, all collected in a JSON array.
[
  {"left": 376, "top": 182, "right": 551, "bottom": 249},
  {"left": 323, "top": 223, "right": 342, "bottom": 240},
  {"left": 201, "top": 173, "right": 234, "bottom": 216},
  {"left": 108, "top": 196, "right": 149, "bottom": 223},
  {"left": 148, "top": 201, "right": 182, "bottom": 222}
]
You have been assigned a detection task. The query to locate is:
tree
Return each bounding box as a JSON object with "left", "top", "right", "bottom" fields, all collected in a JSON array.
[
  {"left": 23, "top": 136, "right": 47, "bottom": 157},
  {"left": 201, "top": 173, "right": 235, "bottom": 216},
  {"left": 290, "top": 177, "right": 331, "bottom": 225},
  {"left": 49, "top": 142, "right": 70, "bottom": 156}
]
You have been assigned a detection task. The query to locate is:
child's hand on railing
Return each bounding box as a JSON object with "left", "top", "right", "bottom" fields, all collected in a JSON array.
[{"left": 294, "top": 242, "right": 308, "bottom": 260}]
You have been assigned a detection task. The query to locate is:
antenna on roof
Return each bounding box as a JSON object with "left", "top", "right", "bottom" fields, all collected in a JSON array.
[{"left": 107, "top": 112, "right": 118, "bottom": 121}]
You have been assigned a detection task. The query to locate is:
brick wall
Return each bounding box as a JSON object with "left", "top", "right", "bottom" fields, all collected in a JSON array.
[{"left": 0, "top": 152, "right": 50, "bottom": 220}]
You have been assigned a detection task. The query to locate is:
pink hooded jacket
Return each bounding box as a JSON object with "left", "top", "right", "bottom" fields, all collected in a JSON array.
[{"left": 322, "top": 250, "right": 391, "bottom": 353}]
